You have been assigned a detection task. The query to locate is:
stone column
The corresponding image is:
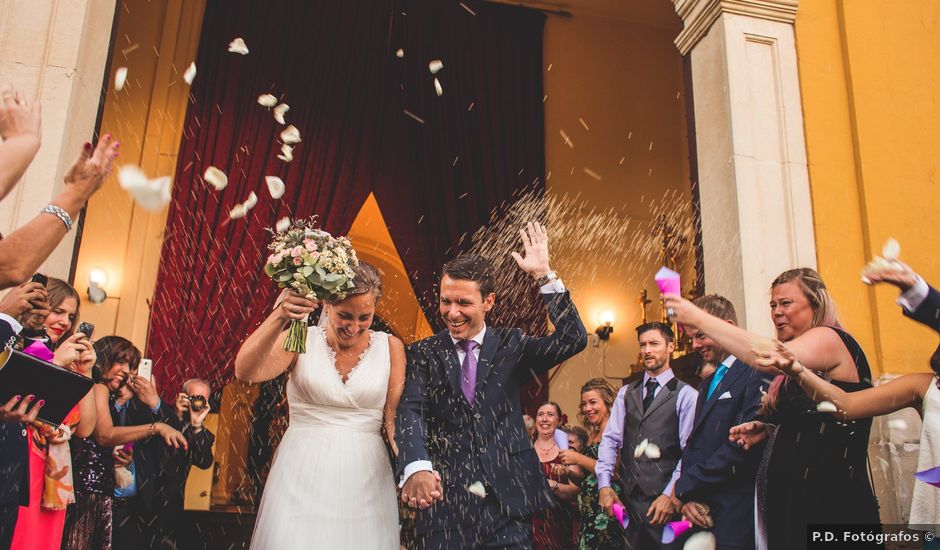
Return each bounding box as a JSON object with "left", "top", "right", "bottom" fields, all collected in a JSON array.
[
  {"left": 0, "top": 0, "right": 117, "bottom": 279},
  {"left": 672, "top": 0, "right": 815, "bottom": 334}
]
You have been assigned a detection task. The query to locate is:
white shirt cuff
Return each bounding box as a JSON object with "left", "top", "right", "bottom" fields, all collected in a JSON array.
[
  {"left": 539, "top": 278, "right": 566, "bottom": 294},
  {"left": 0, "top": 313, "right": 23, "bottom": 334},
  {"left": 897, "top": 275, "right": 929, "bottom": 313},
  {"left": 399, "top": 460, "right": 434, "bottom": 488}
]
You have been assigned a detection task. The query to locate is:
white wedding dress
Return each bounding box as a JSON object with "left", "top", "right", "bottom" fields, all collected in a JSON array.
[{"left": 250, "top": 327, "right": 399, "bottom": 549}]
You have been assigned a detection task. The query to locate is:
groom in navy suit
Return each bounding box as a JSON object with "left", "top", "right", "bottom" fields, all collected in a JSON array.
[
  {"left": 675, "top": 295, "right": 765, "bottom": 550},
  {"left": 396, "top": 222, "right": 587, "bottom": 549}
]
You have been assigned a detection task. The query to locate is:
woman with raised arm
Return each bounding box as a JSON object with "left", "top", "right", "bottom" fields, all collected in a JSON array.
[
  {"left": 236, "top": 262, "right": 405, "bottom": 549},
  {"left": 748, "top": 263, "right": 940, "bottom": 529},
  {"left": 663, "top": 268, "right": 881, "bottom": 550}
]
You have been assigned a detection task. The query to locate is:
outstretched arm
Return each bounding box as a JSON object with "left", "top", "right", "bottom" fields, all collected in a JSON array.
[
  {"left": 754, "top": 342, "right": 932, "bottom": 420},
  {"left": 0, "top": 83, "right": 41, "bottom": 202},
  {"left": 234, "top": 291, "right": 316, "bottom": 383}
]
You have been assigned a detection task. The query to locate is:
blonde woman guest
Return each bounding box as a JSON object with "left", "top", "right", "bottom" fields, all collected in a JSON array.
[
  {"left": 664, "top": 268, "right": 881, "bottom": 550},
  {"left": 557, "top": 379, "right": 626, "bottom": 550},
  {"left": 746, "top": 263, "right": 940, "bottom": 529}
]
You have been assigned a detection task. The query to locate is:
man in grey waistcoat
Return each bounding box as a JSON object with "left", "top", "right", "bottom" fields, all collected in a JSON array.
[{"left": 596, "top": 322, "right": 698, "bottom": 548}]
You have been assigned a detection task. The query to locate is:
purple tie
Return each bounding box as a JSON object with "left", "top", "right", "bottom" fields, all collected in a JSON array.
[{"left": 458, "top": 340, "right": 479, "bottom": 406}]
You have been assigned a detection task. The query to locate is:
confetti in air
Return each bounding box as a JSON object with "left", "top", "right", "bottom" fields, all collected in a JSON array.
[
  {"left": 466, "top": 481, "right": 486, "bottom": 498},
  {"left": 273, "top": 103, "right": 289, "bottom": 124},
  {"left": 559, "top": 129, "right": 573, "bottom": 148},
  {"left": 816, "top": 401, "right": 838, "bottom": 413},
  {"left": 183, "top": 62, "right": 196, "bottom": 85},
  {"left": 634, "top": 438, "right": 649, "bottom": 459},
  {"left": 203, "top": 166, "right": 228, "bottom": 191},
  {"left": 434, "top": 78, "right": 443, "bottom": 96},
  {"left": 114, "top": 67, "right": 128, "bottom": 91},
  {"left": 275, "top": 217, "right": 291, "bottom": 233},
  {"left": 266, "top": 176, "right": 285, "bottom": 199},
  {"left": 395, "top": 48, "right": 405, "bottom": 58},
  {"left": 117, "top": 166, "right": 172, "bottom": 211},
  {"left": 683, "top": 531, "right": 717, "bottom": 550},
  {"left": 243, "top": 191, "right": 258, "bottom": 210},
  {"left": 258, "top": 94, "right": 278, "bottom": 107},
  {"left": 277, "top": 144, "right": 293, "bottom": 163},
  {"left": 228, "top": 37, "right": 249, "bottom": 55},
  {"left": 280, "top": 125, "right": 301, "bottom": 144},
  {"left": 583, "top": 168, "right": 602, "bottom": 181},
  {"left": 428, "top": 59, "right": 443, "bottom": 74}
]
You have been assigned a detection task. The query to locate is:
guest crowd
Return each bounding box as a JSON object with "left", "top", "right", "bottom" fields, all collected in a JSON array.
[
  {"left": 0, "top": 84, "right": 214, "bottom": 550},
  {"left": 1, "top": 76, "right": 939, "bottom": 550}
]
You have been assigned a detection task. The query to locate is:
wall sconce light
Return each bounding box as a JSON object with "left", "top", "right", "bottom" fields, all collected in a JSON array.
[
  {"left": 87, "top": 269, "right": 109, "bottom": 304},
  {"left": 595, "top": 308, "right": 615, "bottom": 341}
]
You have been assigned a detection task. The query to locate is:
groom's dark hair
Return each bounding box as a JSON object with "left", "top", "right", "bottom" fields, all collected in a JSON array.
[{"left": 442, "top": 254, "right": 496, "bottom": 298}]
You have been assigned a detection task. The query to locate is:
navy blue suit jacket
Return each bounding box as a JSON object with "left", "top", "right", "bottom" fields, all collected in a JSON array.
[
  {"left": 396, "top": 291, "right": 586, "bottom": 535},
  {"left": 0, "top": 319, "right": 27, "bottom": 508},
  {"left": 905, "top": 284, "right": 940, "bottom": 332},
  {"left": 676, "top": 359, "right": 764, "bottom": 549}
]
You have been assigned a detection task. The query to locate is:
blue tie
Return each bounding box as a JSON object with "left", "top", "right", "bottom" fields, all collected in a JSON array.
[{"left": 706, "top": 364, "right": 729, "bottom": 400}]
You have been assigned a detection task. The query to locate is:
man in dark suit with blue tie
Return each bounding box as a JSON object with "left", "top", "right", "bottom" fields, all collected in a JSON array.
[
  {"left": 675, "top": 295, "right": 766, "bottom": 550},
  {"left": 397, "top": 222, "right": 587, "bottom": 549}
]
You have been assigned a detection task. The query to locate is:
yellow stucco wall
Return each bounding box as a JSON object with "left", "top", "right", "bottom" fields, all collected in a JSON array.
[{"left": 796, "top": 0, "right": 940, "bottom": 376}]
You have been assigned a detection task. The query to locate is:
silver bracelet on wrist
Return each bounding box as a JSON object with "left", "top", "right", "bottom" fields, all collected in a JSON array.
[{"left": 40, "top": 205, "right": 73, "bottom": 231}]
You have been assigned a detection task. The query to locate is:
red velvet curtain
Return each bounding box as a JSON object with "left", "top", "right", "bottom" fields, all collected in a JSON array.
[
  {"left": 147, "top": 0, "right": 396, "bottom": 391},
  {"left": 147, "top": 0, "right": 548, "bottom": 410}
]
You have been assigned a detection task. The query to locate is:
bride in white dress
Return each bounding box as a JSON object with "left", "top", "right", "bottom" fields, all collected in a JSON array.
[{"left": 234, "top": 263, "right": 405, "bottom": 549}]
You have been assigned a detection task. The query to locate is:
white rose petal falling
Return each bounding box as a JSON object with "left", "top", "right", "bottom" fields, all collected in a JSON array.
[
  {"left": 183, "top": 62, "right": 197, "bottom": 85},
  {"left": 228, "top": 37, "right": 249, "bottom": 55},
  {"left": 275, "top": 217, "right": 291, "bottom": 233},
  {"left": 229, "top": 204, "right": 248, "bottom": 220},
  {"left": 434, "top": 78, "right": 443, "bottom": 97},
  {"left": 634, "top": 438, "right": 648, "bottom": 459},
  {"left": 243, "top": 191, "right": 258, "bottom": 210},
  {"left": 467, "top": 481, "right": 486, "bottom": 499},
  {"left": 266, "top": 176, "right": 285, "bottom": 199},
  {"left": 816, "top": 401, "right": 838, "bottom": 413},
  {"left": 428, "top": 59, "right": 444, "bottom": 74},
  {"left": 115, "top": 67, "right": 128, "bottom": 91},
  {"left": 280, "top": 125, "right": 301, "bottom": 144},
  {"left": 395, "top": 48, "right": 405, "bottom": 58},
  {"left": 273, "top": 103, "right": 289, "bottom": 124},
  {"left": 277, "top": 144, "right": 294, "bottom": 163},
  {"left": 258, "top": 94, "right": 278, "bottom": 107},
  {"left": 117, "top": 166, "right": 172, "bottom": 211},
  {"left": 203, "top": 166, "right": 228, "bottom": 191}
]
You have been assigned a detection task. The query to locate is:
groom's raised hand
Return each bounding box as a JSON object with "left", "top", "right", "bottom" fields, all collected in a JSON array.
[
  {"left": 510, "top": 221, "right": 552, "bottom": 279},
  {"left": 400, "top": 470, "right": 443, "bottom": 510}
]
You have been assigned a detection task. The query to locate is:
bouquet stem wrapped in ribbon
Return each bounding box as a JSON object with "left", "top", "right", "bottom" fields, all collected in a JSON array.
[{"left": 264, "top": 216, "right": 359, "bottom": 353}]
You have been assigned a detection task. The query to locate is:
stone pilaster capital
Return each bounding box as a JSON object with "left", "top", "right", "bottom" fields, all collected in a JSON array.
[{"left": 673, "top": 0, "right": 799, "bottom": 54}]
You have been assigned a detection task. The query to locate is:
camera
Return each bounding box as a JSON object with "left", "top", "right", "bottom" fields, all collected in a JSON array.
[
  {"left": 30, "top": 273, "right": 48, "bottom": 286},
  {"left": 187, "top": 394, "right": 208, "bottom": 412}
]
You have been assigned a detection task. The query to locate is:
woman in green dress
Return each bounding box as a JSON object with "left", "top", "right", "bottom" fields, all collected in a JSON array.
[{"left": 559, "top": 378, "right": 627, "bottom": 549}]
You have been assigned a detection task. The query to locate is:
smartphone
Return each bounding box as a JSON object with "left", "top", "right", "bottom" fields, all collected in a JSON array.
[
  {"left": 30, "top": 273, "right": 48, "bottom": 286},
  {"left": 77, "top": 322, "right": 95, "bottom": 339},
  {"left": 137, "top": 358, "right": 152, "bottom": 381}
]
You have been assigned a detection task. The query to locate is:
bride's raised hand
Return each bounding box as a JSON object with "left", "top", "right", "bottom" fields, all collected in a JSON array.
[{"left": 274, "top": 289, "right": 318, "bottom": 322}]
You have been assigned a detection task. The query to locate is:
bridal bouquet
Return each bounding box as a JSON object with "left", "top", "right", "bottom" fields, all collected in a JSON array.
[{"left": 264, "top": 216, "right": 359, "bottom": 352}]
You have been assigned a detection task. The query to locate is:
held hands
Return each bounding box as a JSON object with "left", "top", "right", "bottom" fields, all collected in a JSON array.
[
  {"left": 400, "top": 470, "right": 443, "bottom": 510},
  {"left": 0, "top": 281, "right": 48, "bottom": 318},
  {"left": 63, "top": 134, "right": 119, "bottom": 200},
  {"left": 275, "top": 290, "right": 318, "bottom": 323},
  {"left": 0, "top": 394, "right": 43, "bottom": 424},
  {"left": 646, "top": 494, "right": 677, "bottom": 526},
  {"left": 729, "top": 421, "right": 769, "bottom": 451},
  {"left": 599, "top": 487, "right": 622, "bottom": 517},
  {"left": 510, "top": 222, "right": 552, "bottom": 278},
  {"left": 0, "top": 83, "right": 41, "bottom": 144}
]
